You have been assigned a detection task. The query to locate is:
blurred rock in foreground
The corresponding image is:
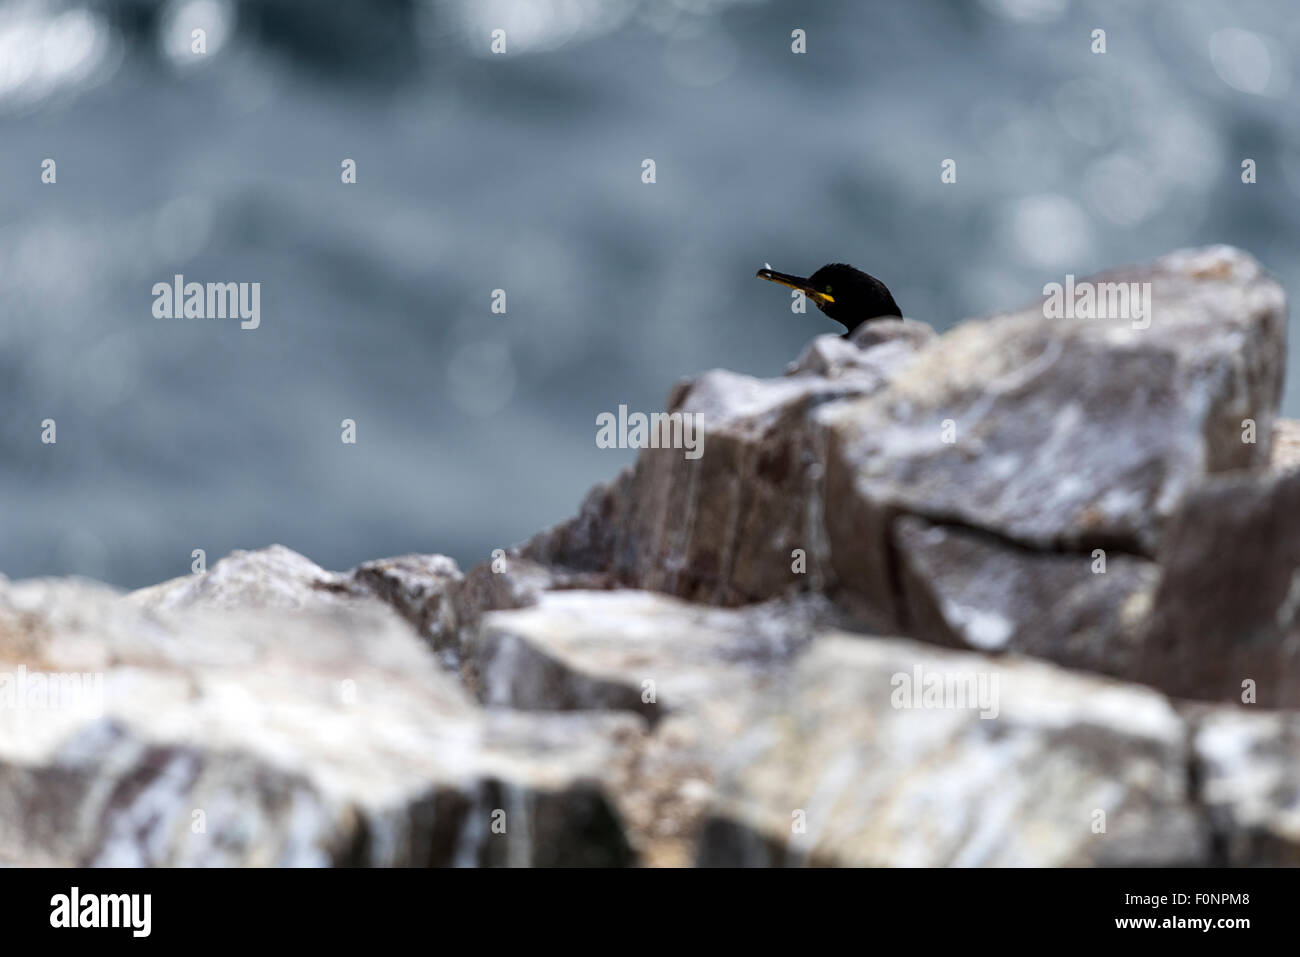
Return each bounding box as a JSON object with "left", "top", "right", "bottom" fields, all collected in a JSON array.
[{"left": 2, "top": 246, "right": 1298, "bottom": 866}]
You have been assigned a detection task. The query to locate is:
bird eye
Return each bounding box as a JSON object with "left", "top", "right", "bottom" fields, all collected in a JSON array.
[{"left": 825, "top": 285, "right": 833, "bottom": 294}]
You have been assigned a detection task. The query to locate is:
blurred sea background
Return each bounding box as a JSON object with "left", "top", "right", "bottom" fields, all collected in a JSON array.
[{"left": 2, "top": 0, "right": 1298, "bottom": 587}]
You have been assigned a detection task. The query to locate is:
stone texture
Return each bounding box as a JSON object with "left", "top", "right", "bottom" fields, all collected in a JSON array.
[
  {"left": 697, "top": 635, "right": 1209, "bottom": 866},
  {"left": 1272, "top": 418, "right": 1300, "bottom": 471},
  {"left": 523, "top": 318, "right": 935, "bottom": 610},
  {"left": 468, "top": 589, "right": 832, "bottom": 717},
  {"left": 465, "top": 589, "right": 845, "bottom": 865},
  {"left": 129, "top": 544, "right": 515, "bottom": 668},
  {"left": 1140, "top": 468, "right": 1300, "bottom": 707},
  {"left": 1189, "top": 707, "right": 1300, "bottom": 865},
  {"left": 128, "top": 544, "right": 354, "bottom": 613},
  {"left": 445, "top": 556, "right": 616, "bottom": 672},
  {"left": 786, "top": 317, "right": 936, "bottom": 380},
  {"left": 130, "top": 545, "right": 465, "bottom": 651},
  {"left": 894, "top": 516, "right": 1158, "bottom": 674},
  {"left": 344, "top": 553, "right": 464, "bottom": 652},
  {"left": 0, "top": 575, "right": 636, "bottom": 867},
  {"left": 821, "top": 246, "right": 1285, "bottom": 628},
  {"left": 469, "top": 590, "right": 1300, "bottom": 866}
]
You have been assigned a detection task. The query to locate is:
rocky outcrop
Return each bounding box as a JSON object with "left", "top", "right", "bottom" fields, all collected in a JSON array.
[
  {"left": 128, "top": 545, "right": 468, "bottom": 663},
  {"left": 460, "top": 588, "right": 1299, "bottom": 866},
  {"left": 522, "top": 318, "right": 938, "bottom": 611},
  {"left": 526, "top": 246, "right": 1293, "bottom": 704},
  {"left": 2, "top": 246, "right": 1297, "bottom": 866},
  {"left": 1, "top": 571, "right": 634, "bottom": 866}
]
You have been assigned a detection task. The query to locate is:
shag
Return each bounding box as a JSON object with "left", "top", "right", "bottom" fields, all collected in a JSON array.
[{"left": 756, "top": 263, "right": 901, "bottom": 337}]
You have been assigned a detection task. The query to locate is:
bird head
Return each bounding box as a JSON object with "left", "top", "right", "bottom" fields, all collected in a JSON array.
[{"left": 756, "top": 262, "right": 901, "bottom": 336}]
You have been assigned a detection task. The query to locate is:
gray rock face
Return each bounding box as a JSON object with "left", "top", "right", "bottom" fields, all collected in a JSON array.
[
  {"left": 469, "top": 589, "right": 831, "bottom": 717},
  {"left": 464, "top": 589, "right": 854, "bottom": 865},
  {"left": 1140, "top": 468, "right": 1300, "bottom": 706},
  {"left": 821, "top": 245, "right": 1285, "bottom": 630},
  {"left": 1189, "top": 708, "right": 1300, "bottom": 865},
  {"left": 698, "top": 635, "right": 1206, "bottom": 866},
  {"left": 1273, "top": 418, "right": 1300, "bottom": 470},
  {"left": 838, "top": 247, "right": 1282, "bottom": 549},
  {"left": 894, "top": 517, "right": 1158, "bottom": 673},
  {"left": 528, "top": 247, "right": 1292, "bottom": 692},
  {"left": 4, "top": 246, "right": 1298, "bottom": 867},
  {"left": 132, "top": 545, "right": 469, "bottom": 664},
  {"left": 0, "top": 572, "right": 635, "bottom": 866},
  {"left": 523, "top": 318, "right": 937, "bottom": 609},
  {"left": 786, "top": 317, "right": 937, "bottom": 380},
  {"left": 462, "top": 589, "right": 1300, "bottom": 866},
  {"left": 128, "top": 544, "right": 354, "bottom": 612}
]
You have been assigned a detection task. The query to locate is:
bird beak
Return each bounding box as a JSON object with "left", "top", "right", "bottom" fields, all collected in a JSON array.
[{"left": 755, "top": 267, "right": 835, "bottom": 305}]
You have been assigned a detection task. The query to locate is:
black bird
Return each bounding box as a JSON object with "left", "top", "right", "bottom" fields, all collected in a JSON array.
[{"left": 756, "top": 263, "right": 901, "bottom": 337}]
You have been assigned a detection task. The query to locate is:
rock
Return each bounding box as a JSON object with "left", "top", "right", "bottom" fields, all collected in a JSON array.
[
  {"left": 131, "top": 545, "right": 472, "bottom": 665},
  {"left": 822, "top": 246, "right": 1285, "bottom": 629},
  {"left": 128, "top": 544, "right": 351, "bottom": 612},
  {"left": 445, "top": 556, "right": 617, "bottom": 675},
  {"left": 1139, "top": 467, "right": 1300, "bottom": 706},
  {"left": 469, "top": 589, "right": 1300, "bottom": 866},
  {"left": 524, "top": 319, "right": 936, "bottom": 607},
  {"left": 894, "top": 516, "right": 1158, "bottom": 674},
  {"left": 785, "top": 317, "right": 936, "bottom": 380},
  {"left": 698, "top": 635, "right": 1207, "bottom": 866},
  {"left": 468, "top": 589, "right": 832, "bottom": 716},
  {"left": 1272, "top": 418, "right": 1300, "bottom": 471},
  {"left": 0, "top": 576, "right": 636, "bottom": 866},
  {"left": 465, "top": 589, "right": 845, "bottom": 864},
  {"left": 1188, "top": 707, "right": 1300, "bottom": 865},
  {"left": 529, "top": 247, "right": 1292, "bottom": 710},
  {"left": 529, "top": 247, "right": 1286, "bottom": 649},
  {"left": 345, "top": 553, "right": 464, "bottom": 652}
]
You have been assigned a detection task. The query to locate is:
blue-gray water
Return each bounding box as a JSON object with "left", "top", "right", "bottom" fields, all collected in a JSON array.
[{"left": 3, "top": 0, "right": 1299, "bottom": 587}]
